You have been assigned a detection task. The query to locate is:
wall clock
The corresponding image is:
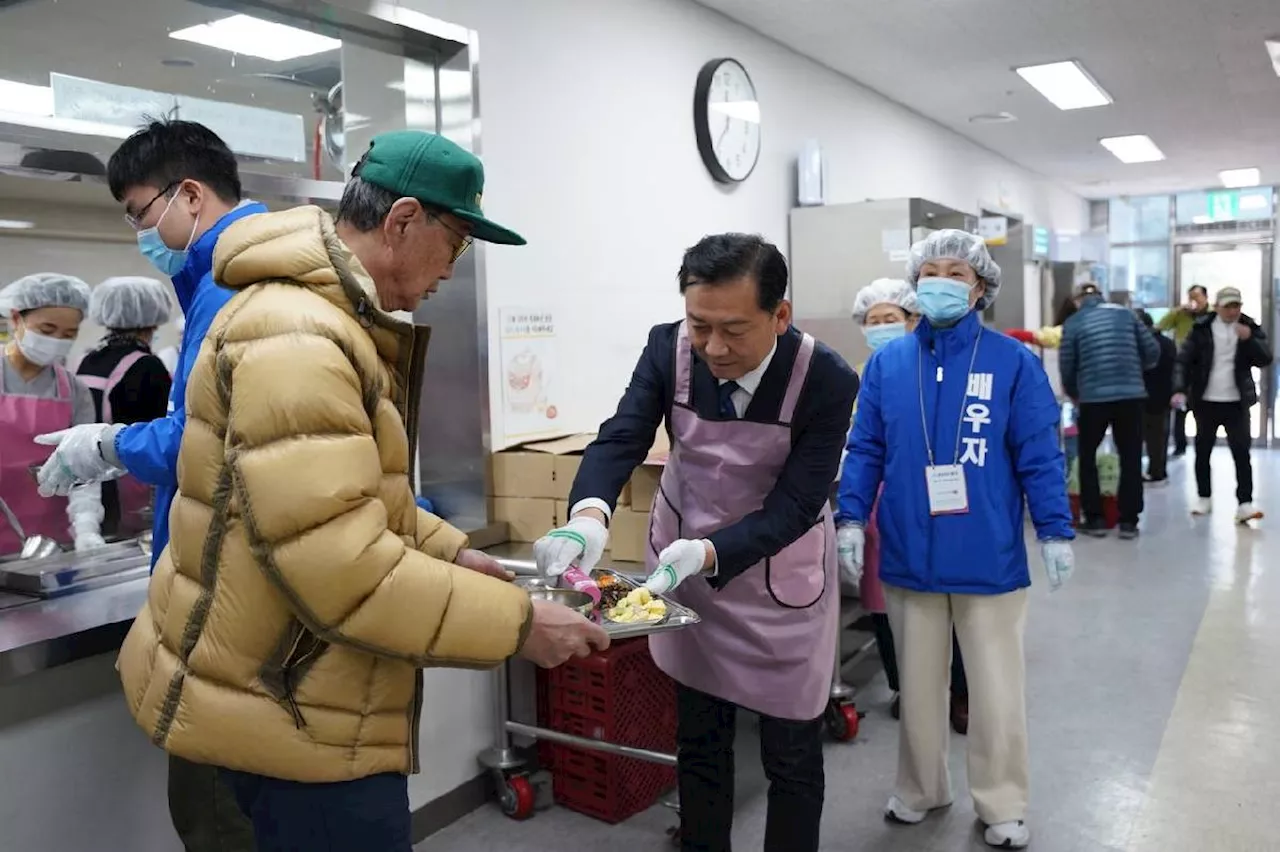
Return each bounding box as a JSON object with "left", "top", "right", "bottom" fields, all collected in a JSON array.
[{"left": 694, "top": 58, "right": 761, "bottom": 184}]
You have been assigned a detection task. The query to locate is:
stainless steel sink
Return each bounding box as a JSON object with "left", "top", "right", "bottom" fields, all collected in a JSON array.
[{"left": 0, "top": 539, "right": 151, "bottom": 598}]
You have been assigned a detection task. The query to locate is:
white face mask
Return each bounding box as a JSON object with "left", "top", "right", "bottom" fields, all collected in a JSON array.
[{"left": 17, "top": 328, "right": 74, "bottom": 366}]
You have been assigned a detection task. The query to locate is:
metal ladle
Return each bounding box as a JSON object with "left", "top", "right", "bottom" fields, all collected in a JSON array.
[{"left": 0, "top": 496, "right": 60, "bottom": 560}]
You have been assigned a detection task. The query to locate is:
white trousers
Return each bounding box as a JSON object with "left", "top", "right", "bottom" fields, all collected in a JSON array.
[{"left": 885, "top": 585, "right": 1029, "bottom": 825}]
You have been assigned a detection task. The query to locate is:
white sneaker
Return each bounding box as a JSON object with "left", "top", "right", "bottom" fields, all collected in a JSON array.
[
  {"left": 884, "top": 795, "right": 927, "bottom": 825},
  {"left": 1191, "top": 498, "right": 1212, "bottom": 516},
  {"left": 1236, "top": 503, "right": 1264, "bottom": 523},
  {"left": 984, "top": 820, "right": 1031, "bottom": 848}
]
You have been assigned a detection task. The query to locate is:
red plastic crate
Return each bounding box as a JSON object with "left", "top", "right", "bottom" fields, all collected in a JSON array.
[
  {"left": 1069, "top": 494, "right": 1120, "bottom": 528},
  {"left": 536, "top": 637, "right": 677, "bottom": 823}
]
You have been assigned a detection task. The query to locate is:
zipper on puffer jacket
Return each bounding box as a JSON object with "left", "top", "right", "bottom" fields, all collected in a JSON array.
[{"left": 277, "top": 624, "right": 327, "bottom": 729}]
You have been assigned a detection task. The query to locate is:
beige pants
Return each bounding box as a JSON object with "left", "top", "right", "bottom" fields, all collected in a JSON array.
[{"left": 885, "top": 585, "right": 1029, "bottom": 825}]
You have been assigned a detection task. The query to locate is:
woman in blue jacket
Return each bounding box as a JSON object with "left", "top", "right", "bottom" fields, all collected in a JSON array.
[{"left": 836, "top": 230, "right": 1075, "bottom": 849}]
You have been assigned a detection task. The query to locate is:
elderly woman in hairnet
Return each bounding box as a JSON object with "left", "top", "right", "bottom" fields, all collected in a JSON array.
[
  {"left": 844, "top": 278, "right": 971, "bottom": 735},
  {"left": 836, "top": 231, "right": 1075, "bottom": 848},
  {"left": 0, "top": 273, "right": 105, "bottom": 553},
  {"left": 76, "top": 277, "right": 173, "bottom": 539}
]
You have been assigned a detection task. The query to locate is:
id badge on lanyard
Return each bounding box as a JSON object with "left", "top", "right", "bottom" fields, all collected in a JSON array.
[{"left": 917, "top": 330, "right": 982, "bottom": 517}]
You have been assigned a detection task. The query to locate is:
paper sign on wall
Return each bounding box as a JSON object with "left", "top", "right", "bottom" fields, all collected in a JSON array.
[
  {"left": 499, "top": 308, "right": 561, "bottom": 442},
  {"left": 979, "top": 216, "right": 1008, "bottom": 246}
]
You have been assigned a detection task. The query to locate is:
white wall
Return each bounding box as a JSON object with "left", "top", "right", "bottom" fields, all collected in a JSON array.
[{"left": 399, "top": 0, "right": 1088, "bottom": 449}]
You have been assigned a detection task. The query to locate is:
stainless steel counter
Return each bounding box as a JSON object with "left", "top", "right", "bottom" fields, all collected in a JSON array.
[
  {"left": 0, "top": 576, "right": 147, "bottom": 683},
  {"left": 482, "top": 541, "right": 646, "bottom": 578}
]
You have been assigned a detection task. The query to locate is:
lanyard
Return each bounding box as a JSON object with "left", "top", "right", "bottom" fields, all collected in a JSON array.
[{"left": 917, "top": 328, "right": 983, "bottom": 467}]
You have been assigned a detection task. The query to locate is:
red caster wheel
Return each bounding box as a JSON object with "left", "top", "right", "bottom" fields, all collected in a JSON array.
[
  {"left": 499, "top": 774, "right": 536, "bottom": 820},
  {"left": 824, "top": 700, "right": 862, "bottom": 742}
]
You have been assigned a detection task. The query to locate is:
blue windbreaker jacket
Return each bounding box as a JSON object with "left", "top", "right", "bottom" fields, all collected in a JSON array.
[
  {"left": 836, "top": 311, "right": 1074, "bottom": 595},
  {"left": 112, "top": 201, "right": 268, "bottom": 566}
]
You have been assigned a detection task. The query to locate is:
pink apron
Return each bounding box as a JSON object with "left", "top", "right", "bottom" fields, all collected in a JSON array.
[
  {"left": 0, "top": 362, "right": 73, "bottom": 552},
  {"left": 647, "top": 324, "right": 839, "bottom": 721},
  {"left": 77, "top": 351, "right": 154, "bottom": 537}
]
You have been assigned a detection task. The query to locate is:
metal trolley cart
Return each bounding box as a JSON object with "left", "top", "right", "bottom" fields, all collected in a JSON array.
[{"left": 478, "top": 558, "right": 700, "bottom": 820}]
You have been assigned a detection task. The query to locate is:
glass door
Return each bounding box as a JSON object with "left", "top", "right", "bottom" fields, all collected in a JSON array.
[{"left": 1174, "top": 242, "right": 1274, "bottom": 445}]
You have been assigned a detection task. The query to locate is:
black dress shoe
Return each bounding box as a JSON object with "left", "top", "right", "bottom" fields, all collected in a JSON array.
[{"left": 1077, "top": 519, "right": 1109, "bottom": 538}]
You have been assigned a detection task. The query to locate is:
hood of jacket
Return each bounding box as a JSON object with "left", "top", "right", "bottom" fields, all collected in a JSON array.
[{"left": 171, "top": 200, "right": 268, "bottom": 312}]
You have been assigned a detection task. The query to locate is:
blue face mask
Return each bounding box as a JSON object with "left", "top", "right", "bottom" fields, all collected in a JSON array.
[
  {"left": 137, "top": 193, "right": 198, "bottom": 278},
  {"left": 862, "top": 322, "right": 907, "bottom": 351},
  {"left": 915, "top": 277, "right": 976, "bottom": 325}
]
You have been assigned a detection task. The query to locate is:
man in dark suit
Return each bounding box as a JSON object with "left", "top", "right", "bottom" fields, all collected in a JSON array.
[
  {"left": 1137, "top": 310, "right": 1177, "bottom": 484},
  {"left": 534, "top": 233, "right": 859, "bottom": 852}
]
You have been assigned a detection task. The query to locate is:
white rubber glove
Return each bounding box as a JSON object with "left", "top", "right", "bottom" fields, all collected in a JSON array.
[
  {"left": 68, "top": 481, "right": 105, "bottom": 552},
  {"left": 1041, "top": 540, "right": 1075, "bottom": 591},
  {"left": 533, "top": 515, "right": 609, "bottom": 578},
  {"left": 35, "top": 424, "right": 125, "bottom": 497},
  {"left": 644, "top": 539, "right": 710, "bottom": 595},
  {"left": 837, "top": 524, "right": 865, "bottom": 586}
]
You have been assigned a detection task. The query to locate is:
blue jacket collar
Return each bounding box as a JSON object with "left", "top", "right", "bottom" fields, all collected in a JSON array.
[
  {"left": 1078, "top": 294, "right": 1104, "bottom": 311},
  {"left": 171, "top": 200, "right": 268, "bottom": 311},
  {"left": 915, "top": 310, "right": 982, "bottom": 354}
]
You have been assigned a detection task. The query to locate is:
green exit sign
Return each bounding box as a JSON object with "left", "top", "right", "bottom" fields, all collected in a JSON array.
[{"left": 1206, "top": 190, "right": 1240, "bottom": 221}]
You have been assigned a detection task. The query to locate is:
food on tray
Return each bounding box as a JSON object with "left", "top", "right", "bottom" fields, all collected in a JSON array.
[
  {"left": 594, "top": 573, "right": 620, "bottom": 588},
  {"left": 606, "top": 586, "right": 667, "bottom": 623}
]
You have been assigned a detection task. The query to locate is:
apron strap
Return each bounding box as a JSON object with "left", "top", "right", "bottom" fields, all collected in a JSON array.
[
  {"left": 52, "top": 363, "right": 72, "bottom": 401},
  {"left": 99, "top": 350, "right": 147, "bottom": 423},
  {"left": 674, "top": 322, "right": 693, "bottom": 406},
  {"left": 779, "top": 332, "right": 816, "bottom": 425}
]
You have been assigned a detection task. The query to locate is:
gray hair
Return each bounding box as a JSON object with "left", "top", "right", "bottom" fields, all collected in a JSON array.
[{"left": 336, "top": 176, "right": 401, "bottom": 233}]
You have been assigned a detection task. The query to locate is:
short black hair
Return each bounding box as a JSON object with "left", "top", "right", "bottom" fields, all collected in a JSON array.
[
  {"left": 677, "top": 233, "right": 787, "bottom": 313},
  {"left": 107, "top": 120, "right": 241, "bottom": 204},
  {"left": 1137, "top": 309, "right": 1154, "bottom": 328},
  {"left": 1188, "top": 285, "right": 1207, "bottom": 298}
]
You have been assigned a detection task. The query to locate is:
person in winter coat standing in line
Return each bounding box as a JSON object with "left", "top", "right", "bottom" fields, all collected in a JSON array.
[
  {"left": 1059, "top": 282, "right": 1160, "bottom": 539},
  {"left": 1136, "top": 310, "right": 1176, "bottom": 486},
  {"left": 1172, "top": 286, "right": 1272, "bottom": 522},
  {"left": 837, "top": 230, "right": 1075, "bottom": 850}
]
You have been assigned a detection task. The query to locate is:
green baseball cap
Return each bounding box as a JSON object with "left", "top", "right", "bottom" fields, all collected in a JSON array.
[{"left": 352, "top": 130, "right": 525, "bottom": 246}]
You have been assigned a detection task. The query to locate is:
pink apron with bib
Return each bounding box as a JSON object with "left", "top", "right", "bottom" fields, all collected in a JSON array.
[
  {"left": 647, "top": 323, "right": 839, "bottom": 721},
  {"left": 0, "top": 363, "right": 73, "bottom": 552},
  {"left": 77, "top": 350, "right": 153, "bottom": 537}
]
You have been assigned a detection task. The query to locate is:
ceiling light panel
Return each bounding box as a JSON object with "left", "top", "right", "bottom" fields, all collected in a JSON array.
[
  {"left": 0, "top": 79, "right": 53, "bottom": 116},
  {"left": 169, "top": 14, "right": 340, "bottom": 62},
  {"left": 1267, "top": 39, "right": 1280, "bottom": 78},
  {"left": 1015, "top": 61, "right": 1113, "bottom": 110},
  {"left": 1099, "top": 135, "right": 1165, "bottom": 164},
  {"left": 1219, "top": 168, "right": 1261, "bottom": 188}
]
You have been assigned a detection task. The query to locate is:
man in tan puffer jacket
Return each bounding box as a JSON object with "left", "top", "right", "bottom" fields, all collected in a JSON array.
[{"left": 117, "top": 131, "right": 608, "bottom": 850}]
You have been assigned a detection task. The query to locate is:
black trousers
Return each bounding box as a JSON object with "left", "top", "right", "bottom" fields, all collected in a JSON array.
[
  {"left": 677, "top": 684, "right": 824, "bottom": 852},
  {"left": 871, "top": 613, "right": 967, "bottom": 697},
  {"left": 1143, "top": 410, "right": 1170, "bottom": 480},
  {"left": 168, "top": 755, "right": 256, "bottom": 852},
  {"left": 1173, "top": 407, "right": 1188, "bottom": 453},
  {"left": 221, "top": 769, "right": 411, "bottom": 852},
  {"left": 1193, "top": 401, "right": 1253, "bottom": 503},
  {"left": 1077, "top": 399, "right": 1146, "bottom": 526}
]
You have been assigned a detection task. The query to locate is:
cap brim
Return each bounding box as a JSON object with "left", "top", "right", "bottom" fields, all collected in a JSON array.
[{"left": 453, "top": 209, "right": 526, "bottom": 246}]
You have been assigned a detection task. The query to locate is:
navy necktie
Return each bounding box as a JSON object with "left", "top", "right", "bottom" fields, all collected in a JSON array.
[{"left": 718, "top": 381, "right": 740, "bottom": 419}]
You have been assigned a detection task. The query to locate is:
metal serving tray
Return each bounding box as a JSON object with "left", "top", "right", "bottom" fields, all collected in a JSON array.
[
  {"left": 0, "top": 539, "right": 151, "bottom": 598},
  {"left": 515, "top": 571, "right": 701, "bottom": 640}
]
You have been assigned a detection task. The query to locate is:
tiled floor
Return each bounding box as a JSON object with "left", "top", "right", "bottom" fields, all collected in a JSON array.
[{"left": 419, "top": 448, "right": 1276, "bottom": 851}]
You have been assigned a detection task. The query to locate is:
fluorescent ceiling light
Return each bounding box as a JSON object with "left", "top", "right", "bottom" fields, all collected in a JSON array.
[
  {"left": 709, "top": 101, "right": 761, "bottom": 123},
  {"left": 0, "top": 219, "right": 36, "bottom": 230},
  {"left": 1191, "top": 215, "right": 1212, "bottom": 225},
  {"left": 0, "top": 79, "right": 53, "bottom": 116},
  {"left": 169, "top": 14, "right": 340, "bottom": 62},
  {"left": 1015, "top": 61, "right": 1112, "bottom": 110},
  {"left": 1099, "top": 135, "right": 1165, "bottom": 164},
  {"left": 1219, "top": 167, "right": 1261, "bottom": 188},
  {"left": 1267, "top": 39, "right": 1280, "bottom": 77}
]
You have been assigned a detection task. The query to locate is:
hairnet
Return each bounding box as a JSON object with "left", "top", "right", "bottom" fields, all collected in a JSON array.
[
  {"left": 851, "top": 278, "right": 918, "bottom": 323},
  {"left": 0, "top": 273, "right": 91, "bottom": 315},
  {"left": 90, "top": 276, "right": 173, "bottom": 329},
  {"left": 905, "top": 229, "right": 1003, "bottom": 308}
]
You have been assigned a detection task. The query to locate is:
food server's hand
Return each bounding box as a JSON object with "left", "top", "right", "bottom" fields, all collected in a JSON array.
[{"left": 533, "top": 514, "right": 609, "bottom": 578}]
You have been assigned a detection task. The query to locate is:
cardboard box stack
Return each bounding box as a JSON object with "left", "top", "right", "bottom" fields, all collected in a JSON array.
[{"left": 489, "top": 428, "right": 670, "bottom": 566}]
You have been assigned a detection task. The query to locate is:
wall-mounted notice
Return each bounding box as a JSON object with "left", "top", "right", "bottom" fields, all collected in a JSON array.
[{"left": 499, "top": 307, "right": 560, "bottom": 441}]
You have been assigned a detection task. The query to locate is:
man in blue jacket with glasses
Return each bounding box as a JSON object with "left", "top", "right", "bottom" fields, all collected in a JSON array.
[{"left": 35, "top": 119, "right": 263, "bottom": 852}]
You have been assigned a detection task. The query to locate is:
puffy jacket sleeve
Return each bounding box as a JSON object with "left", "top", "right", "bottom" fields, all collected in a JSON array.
[
  {"left": 1008, "top": 350, "right": 1074, "bottom": 541},
  {"left": 225, "top": 332, "right": 531, "bottom": 668},
  {"left": 836, "top": 353, "right": 885, "bottom": 525},
  {"left": 1058, "top": 321, "right": 1079, "bottom": 400},
  {"left": 414, "top": 508, "right": 468, "bottom": 561}
]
